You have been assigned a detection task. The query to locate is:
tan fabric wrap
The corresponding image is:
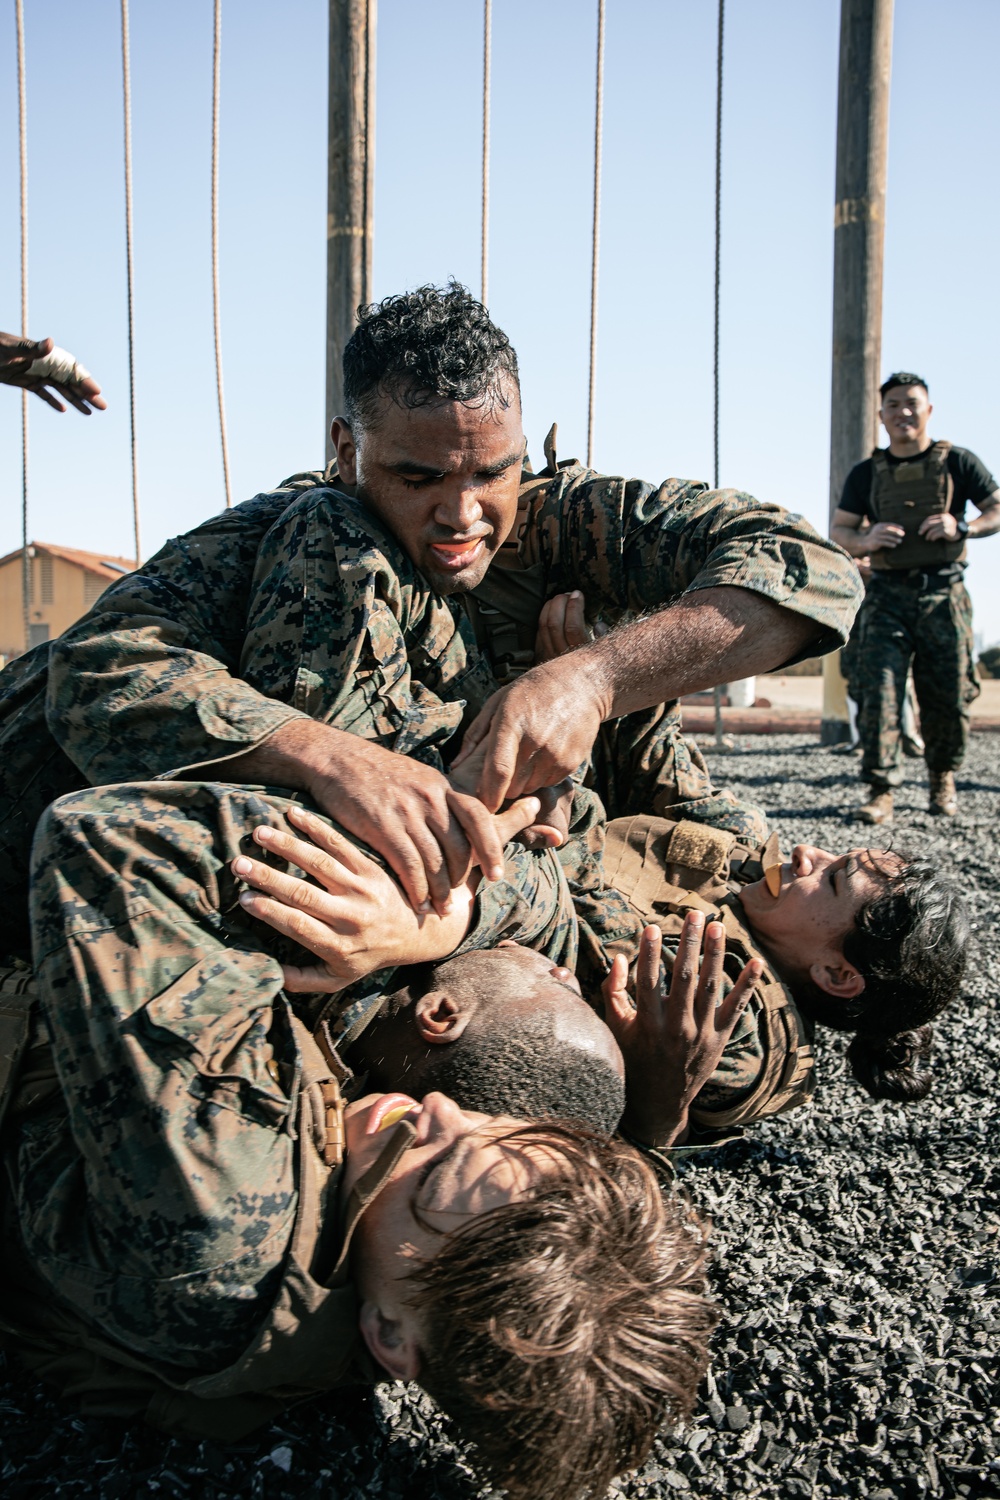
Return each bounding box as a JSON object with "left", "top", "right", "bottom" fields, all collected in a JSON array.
[
  {"left": 603, "top": 817, "right": 815, "bottom": 1130},
  {"left": 869, "top": 440, "right": 965, "bottom": 570},
  {"left": 0, "top": 1003, "right": 410, "bottom": 1438}
]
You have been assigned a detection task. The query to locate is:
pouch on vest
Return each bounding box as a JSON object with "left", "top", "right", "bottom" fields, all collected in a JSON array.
[
  {"left": 869, "top": 440, "right": 965, "bottom": 570},
  {"left": 603, "top": 816, "right": 816, "bottom": 1134}
]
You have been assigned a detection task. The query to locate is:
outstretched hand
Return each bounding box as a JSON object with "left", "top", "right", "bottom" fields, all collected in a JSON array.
[
  {"left": 0, "top": 332, "right": 106, "bottom": 414},
  {"left": 603, "top": 914, "right": 761, "bottom": 1148}
]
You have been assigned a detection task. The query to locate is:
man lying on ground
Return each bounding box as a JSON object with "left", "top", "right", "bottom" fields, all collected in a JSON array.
[
  {"left": 0, "top": 283, "right": 862, "bottom": 958},
  {"left": 0, "top": 782, "right": 753, "bottom": 1500},
  {"left": 232, "top": 783, "right": 969, "bottom": 1147}
]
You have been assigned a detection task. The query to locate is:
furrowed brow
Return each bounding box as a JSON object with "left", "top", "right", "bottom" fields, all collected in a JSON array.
[
  {"left": 386, "top": 458, "right": 447, "bottom": 478},
  {"left": 477, "top": 448, "right": 524, "bottom": 478}
]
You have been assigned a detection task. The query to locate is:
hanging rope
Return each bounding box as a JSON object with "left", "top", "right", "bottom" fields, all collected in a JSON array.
[
  {"left": 713, "top": 0, "right": 724, "bottom": 491},
  {"left": 15, "top": 0, "right": 30, "bottom": 650},
  {"left": 212, "top": 0, "right": 232, "bottom": 508},
  {"left": 120, "top": 0, "right": 142, "bottom": 563},
  {"left": 586, "top": 0, "right": 605, "bottom": 470},
  {"left": 480, "top": 0, "right": 492, "bottom": 305},
  {"left": 712, "top": 0, "right": 726, "bottom": 746}
]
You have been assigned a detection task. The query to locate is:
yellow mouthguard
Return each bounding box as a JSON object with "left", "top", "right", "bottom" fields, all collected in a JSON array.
[
  {"left": 764, "top": 865, "right": 782, "bottom": 897},
  {"left": 378, "top": 1105, "right": 414, "bottom": 1132}
]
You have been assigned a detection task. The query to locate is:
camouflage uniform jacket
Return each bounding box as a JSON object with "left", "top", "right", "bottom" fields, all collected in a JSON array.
[
  {"left": 0, "top": 459, "right": 861, "bottom": 955},
  {"left": 565, "top": 814, "right": 817, "bottom": 1130}
]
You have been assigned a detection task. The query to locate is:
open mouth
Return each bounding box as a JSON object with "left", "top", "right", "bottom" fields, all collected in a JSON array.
[
  {"left": 368, "top": 1093, "right": 421, "bottom": 1134},
  {"left": 428, "top": 537, "right": 486, "bottom": 570},
  {"left": 764, "top": 865, "right": 783, "bottom": 898}
]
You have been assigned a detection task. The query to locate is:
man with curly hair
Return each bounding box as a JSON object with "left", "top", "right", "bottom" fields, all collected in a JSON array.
[{"left": 0, "top": 284, "right": 862, "bottom": 958}]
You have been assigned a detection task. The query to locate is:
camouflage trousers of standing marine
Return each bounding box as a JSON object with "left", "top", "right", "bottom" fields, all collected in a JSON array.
[{"left": 856, "top": 574, "right": 980, "bottom": 790}]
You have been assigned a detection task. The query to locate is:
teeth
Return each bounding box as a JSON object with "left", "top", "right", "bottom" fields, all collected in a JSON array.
[
  {"left": 765, "top": 866, "right": 782, "bottom": 897},
  {"left": 378, "top": 1104, "right": 416, "bottom": 1132}
]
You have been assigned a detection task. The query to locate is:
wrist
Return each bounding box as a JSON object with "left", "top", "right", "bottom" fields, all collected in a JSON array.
[
  {"left": 620, "top": 1103, "right": 690, "bottom": 1151},
  {"left": 571, "top": 639, "right": 617, "bottom": 721}
]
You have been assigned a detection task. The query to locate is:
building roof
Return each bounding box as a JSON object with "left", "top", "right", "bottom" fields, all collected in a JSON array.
[{"left": 0, "top": 541, "right": 138, "bottom": 580}]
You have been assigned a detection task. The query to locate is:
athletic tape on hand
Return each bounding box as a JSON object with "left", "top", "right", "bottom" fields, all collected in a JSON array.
[{"left": 26, "top": 346, "right": 92, "bottom": 387}]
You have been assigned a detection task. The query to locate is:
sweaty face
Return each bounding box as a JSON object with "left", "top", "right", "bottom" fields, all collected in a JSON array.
[
  {"left": 880, "top": 384, "right": 932, "bottom": 448},
  {"left": 740, "top": 845, "right": 901, "bottom": 974},
  {"left": 344, "top": 384, "right": 525, "bottom": 594},
  {"left": 343, "top": 1091, "right": 541, "bottom": 1300}
]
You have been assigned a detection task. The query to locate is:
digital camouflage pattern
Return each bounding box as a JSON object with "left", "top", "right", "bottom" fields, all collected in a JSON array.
[
  {"left": 0, "top": 460, "right": 861, "bottom": 956},
  {"left": 10, "top": 777, "right": 589, "bottom": 1374},
  {"left": 856, "top": 573, "right": 980, "bottom": 789}
]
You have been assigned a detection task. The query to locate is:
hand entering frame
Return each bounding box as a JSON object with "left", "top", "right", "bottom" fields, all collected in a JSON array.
[{"left": 602, "top": 914, "right": 761, "bottom": 1149}]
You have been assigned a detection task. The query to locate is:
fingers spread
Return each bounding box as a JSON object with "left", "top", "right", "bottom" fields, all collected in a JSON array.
[{"left": 634, "top": 924, "right": 664, "bottom": 1019}]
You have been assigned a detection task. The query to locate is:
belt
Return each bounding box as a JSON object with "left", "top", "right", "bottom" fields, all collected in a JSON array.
[{"left": 871, "top": 563, "right": 964, "bottom": 589}]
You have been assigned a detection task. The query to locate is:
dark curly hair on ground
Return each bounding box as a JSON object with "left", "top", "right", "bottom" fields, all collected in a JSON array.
[
  {"left": 342, "top": 280, "right": 520, "bottom": 429},
  {"left": 794, "top": 856, "right": 969, "bottom": 1102},
  {"left": 409, "top": 1123, "right": 716, "bottom": 1500}
]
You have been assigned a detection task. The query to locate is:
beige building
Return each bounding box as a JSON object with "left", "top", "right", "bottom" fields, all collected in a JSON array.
[{"left": 0, "top": 542, "right": 137, "bottom": 661}]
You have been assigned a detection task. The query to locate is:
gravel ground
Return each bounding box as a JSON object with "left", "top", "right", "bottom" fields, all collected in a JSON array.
[{"left": 1, "top": 737, "right": 997, "bottom": 1500}]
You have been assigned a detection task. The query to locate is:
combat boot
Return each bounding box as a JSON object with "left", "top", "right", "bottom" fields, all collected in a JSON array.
[
  {"left": 857, "top": 789, "right": 893, "bottom": 825},
  {"left": 929, "top": 771, "right": 958, "bottom": 817}
]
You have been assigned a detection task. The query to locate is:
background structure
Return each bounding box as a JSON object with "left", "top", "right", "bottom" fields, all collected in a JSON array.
[{"left": 1, "top": 0, "right": 997, "bottom": 640}]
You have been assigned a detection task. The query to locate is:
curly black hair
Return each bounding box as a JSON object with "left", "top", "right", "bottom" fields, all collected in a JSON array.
[
  {"left": 342, "top": 281, "right": 520, "bottom": 428},
  {"left": 793, "top": 857, "right": 969, "bottom": 1102}
]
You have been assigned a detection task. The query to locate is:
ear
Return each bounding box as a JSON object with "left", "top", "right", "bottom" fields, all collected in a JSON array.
[
  {"left": 358, "top": 1300, "right": 421, "bottom": 1383},
  {"left": 331, "top": 417, "right": 358, "bottom": 485},
  {"left": 808, "top": 956, "right": 866, "bottom": 1000},
  {"left": 414, "top": 988, "right": 472, "bottom": 1045}
]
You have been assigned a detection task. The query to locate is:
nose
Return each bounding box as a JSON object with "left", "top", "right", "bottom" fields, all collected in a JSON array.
[
  {"left": 791, "top": 845, "right": 819, "bottom": 876},
  {"left": 434, "top": 483, "right": 483, "bottom": 535},
  {"left": 418, "top": 1091, "right": 469, "bottom": 1141}
]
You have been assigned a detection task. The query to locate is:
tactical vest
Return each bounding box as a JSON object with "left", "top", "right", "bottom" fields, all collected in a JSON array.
[
  {"left": 602, "top": 817, "right": 816, "bottom": 1132},
  {"left": 0, "top": 968, "right": 413, "bottom": 1440},
  {"left": 869, "top": 440, "right": 965, "bottom": 570}
]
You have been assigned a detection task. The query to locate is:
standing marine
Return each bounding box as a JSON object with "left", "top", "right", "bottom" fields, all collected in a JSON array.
[{"left": 832, "top": 372, "right": 999, "bottom": 822}]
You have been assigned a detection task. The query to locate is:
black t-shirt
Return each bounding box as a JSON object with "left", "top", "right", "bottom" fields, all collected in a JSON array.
[{"left": 839, "top": 444, "right": 998, "bottom": 522}]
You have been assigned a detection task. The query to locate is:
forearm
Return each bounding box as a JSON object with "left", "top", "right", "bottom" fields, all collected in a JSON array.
[
  {"left": 969, "top": 501, "right": 1000, "bottom": 539},
  {"left": 573, "top": 586, "right": 821, "bottom": 720},
  {"left": 223, "top": 717, "right": 350, "bottom": 796},
  {"left": 831, "top": 524, "right": 871, "bottom": 557}
]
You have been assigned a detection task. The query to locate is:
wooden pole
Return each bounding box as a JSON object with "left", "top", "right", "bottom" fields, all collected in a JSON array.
[
  {"left": 822, "top": 0, "right": 893, "bottom": 744},
  {"left": 326, "top": 0, "right": 375, "bottom": 462}
]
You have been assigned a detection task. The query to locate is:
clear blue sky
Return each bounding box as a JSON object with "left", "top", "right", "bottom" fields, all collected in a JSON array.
[{"left": 2, "top": 0, "right": 998, "bottom": 643}]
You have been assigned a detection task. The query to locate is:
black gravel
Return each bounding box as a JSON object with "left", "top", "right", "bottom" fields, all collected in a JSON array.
[{"left": 1, "top": 737, "right": 997, "bottom": 1500}]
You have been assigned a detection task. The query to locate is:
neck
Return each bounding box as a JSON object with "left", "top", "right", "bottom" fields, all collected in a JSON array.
[{"left": 888, "top": 433, "right": 932, "bottom": 458}]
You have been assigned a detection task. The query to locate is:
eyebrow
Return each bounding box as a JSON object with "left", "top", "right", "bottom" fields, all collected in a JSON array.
[{"left": 386, "top": 448, "right": 524, "bottom": 481}]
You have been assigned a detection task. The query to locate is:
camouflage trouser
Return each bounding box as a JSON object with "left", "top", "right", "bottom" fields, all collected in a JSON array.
[
  {"left": 857, "top": 574, "right": 980, "bottom": 789},
  {"left": 589, "top": 702, "right": 769, "bottom": 844}
]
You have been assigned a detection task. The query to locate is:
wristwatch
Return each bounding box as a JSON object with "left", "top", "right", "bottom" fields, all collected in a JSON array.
[{"left": 955, "top": 519, "right": 970, "bottom": 539}]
